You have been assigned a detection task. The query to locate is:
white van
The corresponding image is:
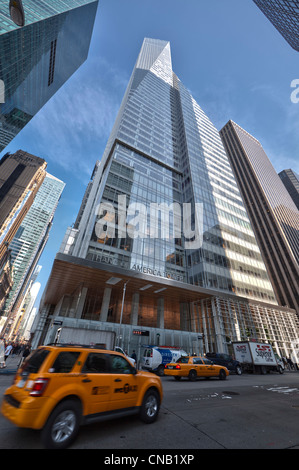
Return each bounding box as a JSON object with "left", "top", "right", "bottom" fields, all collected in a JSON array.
[
  {"left": 142, "top": 346, "right": 187, "bottom": 376},
  {"left": 115, "top": 346, "right": 136, "bottom": 367}
]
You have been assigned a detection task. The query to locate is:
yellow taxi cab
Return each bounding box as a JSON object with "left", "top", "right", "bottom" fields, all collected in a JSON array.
[
  {"left": 1, "top": 344, "right": 163, "bottom": 449},
  {"left": 164, "top": 355, "right": 229, "bottom": 381}
]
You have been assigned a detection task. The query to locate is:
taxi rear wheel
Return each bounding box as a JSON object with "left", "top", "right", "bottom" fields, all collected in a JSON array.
[
  {"left": 140, "top": 389, "right": 160, "bottom": 424},
  {"left": 41, "top": 399, "right": 81, "bottom": 449},
  {"left": 156, "top": 365, "right": 165, "bottom": 376},
  {"left": 188, "top": 370, "right": 197, "bottom": 381}
]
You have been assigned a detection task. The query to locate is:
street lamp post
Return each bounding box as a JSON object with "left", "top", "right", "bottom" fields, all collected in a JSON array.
[
  {"left": 117, "top": 280, "right": 128, "bottom": 347},
  {"left": 9, "top": 0, "right": 25, "bottom": 27}
]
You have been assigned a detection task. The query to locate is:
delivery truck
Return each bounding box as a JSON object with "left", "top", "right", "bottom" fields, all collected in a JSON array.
[{"left": 232, "top": 341, "right": 284, "bottom": 374}]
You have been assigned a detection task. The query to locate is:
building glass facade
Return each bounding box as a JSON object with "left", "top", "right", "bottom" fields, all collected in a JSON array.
[
  {"left": 68, "top": 38, "right": 276, "bottom": 305},
  {"left": 220, "top": 120, "right": 299, "bottom": 313},
  {"left": 279, "top": 169, "right": 299, "bottom": 211},
  {"left": 4, "top": 173, "right": 65, "bottom": 318},
  {"left": 0, "top": 149, "right": 46, "bottom": 258},
  {"left": 0, "top": 0, "right": 98, "bottom": 151},
  {"left": 0, "top": 0, "right": 97, "bottom": 34},
  {"left": 253, "top": 0, "right": 299, "bottom": 51},
  {"left": 34, "top": 38, "right": 299, "bottom": 362}
]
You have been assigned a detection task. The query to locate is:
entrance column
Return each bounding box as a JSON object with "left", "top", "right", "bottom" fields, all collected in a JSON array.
[
  {"left": 180, "top": 302, "right": 189, "bottom": 331},
  {"left": 75, "top": 287, "right": 88, "bottom": 319},
  {"left": 100, "top": 287, "right": 112, "bottom": 322},
  {"left": 211, "top": 298, "right": 224, "bottom": 352},
  {"left": 157, "top": 297, "right": 164, "bottom": 329},
  {"left": 190, "top": 302, "right": 197, "bottom": 332},
  {"left": 130, "top": 292, "right": 139, "bottom": 325}
]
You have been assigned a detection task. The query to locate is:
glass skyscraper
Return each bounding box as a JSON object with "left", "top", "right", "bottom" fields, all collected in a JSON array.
[
  {"left": 279, "top": 169, "right": 299, "bottom": 211},
  {"left": 2, "top": 172, "right": 64, "bottom": 337},
  {"left": 0, "top": 0, "right": 98, "bottom": 151},
  {"left": 253, "top": 0, "right": 299, "bottom": 51},
  {"left": 71, "top": 38, "right": 276, "bottom": 305},
  {"left": 35, "top": 38, "right": 299, "bottom": 360}
]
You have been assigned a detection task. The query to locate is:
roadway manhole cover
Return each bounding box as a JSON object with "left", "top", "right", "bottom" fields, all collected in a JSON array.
[{"left": 222, "top": 391, "right": 239, "bottom": 396}]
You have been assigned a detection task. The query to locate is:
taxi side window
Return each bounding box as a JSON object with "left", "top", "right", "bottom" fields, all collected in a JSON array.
[
  {"left": 203, "top": 358, "right": 213, "bottom": 365},
  {"left": 110, "top": 354, "right": 133, "bottom": 374},
  {"left": 177, "top": 357, "right": 189, "bottom": 363},
  {"left": 82, "top": 353, "right": 109, "bottom": 373},
  {"left": 51, "top": 352, "right": 80, "bottom": 373},
  {"left": 193, "top": 358, "right": 203, "bottom": 364}
]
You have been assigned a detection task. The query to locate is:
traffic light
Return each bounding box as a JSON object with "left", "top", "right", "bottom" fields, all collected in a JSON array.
[{"left": 133, "top": 330, "right": 149, "bottom": 336}]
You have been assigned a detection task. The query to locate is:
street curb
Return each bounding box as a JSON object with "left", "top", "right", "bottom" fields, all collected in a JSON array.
[{"left": 0, "top": 369, "right": 17, "bottom": 375}]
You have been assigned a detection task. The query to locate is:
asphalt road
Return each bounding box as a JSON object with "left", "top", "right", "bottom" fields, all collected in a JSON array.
[{"left": 0, "top": 370, "right": 299, "bottom": 452}]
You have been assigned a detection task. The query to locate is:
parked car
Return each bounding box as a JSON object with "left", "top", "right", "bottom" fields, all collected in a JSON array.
[{"left": 206, "top": 352, "right": 242, "bottom": 375}]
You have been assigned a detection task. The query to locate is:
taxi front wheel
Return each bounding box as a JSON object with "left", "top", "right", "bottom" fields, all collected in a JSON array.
[
  {"left": 140, "top": 389, "right": 160, "bottom": 424},
  {"left": 41, "top": 399, "right": 81, "bottom": 449}
]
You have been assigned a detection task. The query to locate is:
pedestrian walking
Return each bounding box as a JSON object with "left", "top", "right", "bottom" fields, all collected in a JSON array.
[
  {"left": 287, "top": 357, "right": 294, "bottom": 370},
  {"left": 23, "top": 344, "right": 31, "bottom": 359},
  {"left": 4, "top": 343, "right": 13, "bottom": 362},
  {"left": 131, "top": 350, "right": 137, "bottom": 361},
  {"left": 18, "top": 343, "right": 31, "bottom": 367}
]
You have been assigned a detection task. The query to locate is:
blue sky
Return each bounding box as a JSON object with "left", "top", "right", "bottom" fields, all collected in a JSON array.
[{"left": 1, "top": 0, "right": 298, "bottom": 307}]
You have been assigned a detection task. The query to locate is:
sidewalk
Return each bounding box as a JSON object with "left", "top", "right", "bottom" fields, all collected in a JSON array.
[{"left": 0, "top": 354, "right": 22, "bottom": 375}]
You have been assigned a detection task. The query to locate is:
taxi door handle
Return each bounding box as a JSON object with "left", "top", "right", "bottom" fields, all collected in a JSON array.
[
  {"left": 82, "top": 378, "right": 92, "bottom": 383},
  {"left": 114, "top": 378, "right": 122, "bottom": 382}
]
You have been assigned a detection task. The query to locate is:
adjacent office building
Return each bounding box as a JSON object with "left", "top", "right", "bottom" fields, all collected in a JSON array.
[
  {"left": 253, "top": 0, "right": 299, "bottom": 51},
  {"left": 2, "top": 173, "right": 65, "bottom": 338},
  {"left": 0, "top": 150, "right": 46, "bottom": 261},
  {"left": 220, "top": 120, "right": 299, "bottom": 313},
  {"left": 0, "top": 247, "right": 13, "bottom": 312},
  {"left": 0, "top": 0, "right": 99, "bottom": 151},
  {"left": 0, "top": 149, "right": 46, "bottom": 315},
  {"left": 279, "top": 169, "right": 299, "bottom": 211},
  {"left": 33, "top": 39, "right": 299, "bottom": 362}
]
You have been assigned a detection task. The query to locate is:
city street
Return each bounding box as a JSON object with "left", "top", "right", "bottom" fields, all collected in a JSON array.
[
  {"left": 0, "top": 368, "right": 299, "bottom": 451},
  {"left": 1, "top": 2, "right": 298, "bottom": 463}
]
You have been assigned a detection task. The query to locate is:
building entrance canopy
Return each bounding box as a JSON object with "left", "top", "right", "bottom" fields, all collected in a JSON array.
[{"left": 43, "top": 252, "right": 219, "bottom": 306}]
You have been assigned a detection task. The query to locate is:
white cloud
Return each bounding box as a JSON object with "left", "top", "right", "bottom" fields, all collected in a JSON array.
[{"left": 28, "top": 55, "right": 129, "bottom": 178}]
